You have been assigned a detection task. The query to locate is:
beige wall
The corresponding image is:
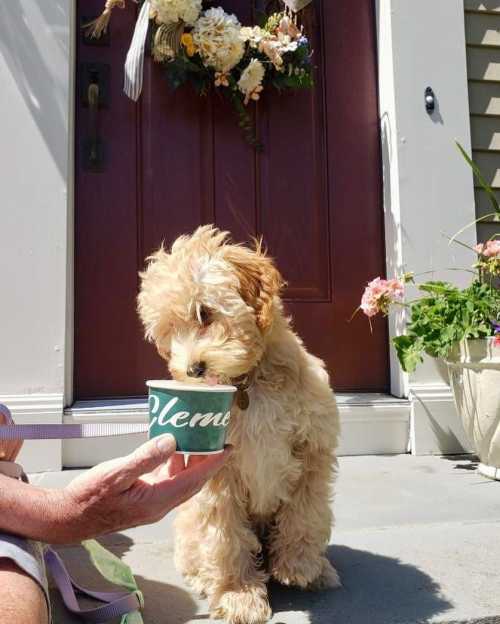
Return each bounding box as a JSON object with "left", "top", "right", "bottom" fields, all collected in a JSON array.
[
  {"left": 0, "top": 1, "right": 74, "bottom": 470},
  {"left": 0, "top": 1, "right": 72, "bottom": 396},
  {"left": 377, "top": 0, "right": 476, "bottom": 454}
]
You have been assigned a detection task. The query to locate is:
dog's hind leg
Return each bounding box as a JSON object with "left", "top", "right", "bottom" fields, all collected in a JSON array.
[{"left": 268, "top": 441, "right": 341, "bottom": 590}]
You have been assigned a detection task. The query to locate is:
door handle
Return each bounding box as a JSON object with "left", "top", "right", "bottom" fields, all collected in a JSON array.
[
  {"left": 80, "top": 63, "right": 110, "bottom": 172},
  {"left": 87, "top": 82, "right": 100, "bottom": 167}
]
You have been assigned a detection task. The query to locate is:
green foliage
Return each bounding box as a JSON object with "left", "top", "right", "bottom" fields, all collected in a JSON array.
[
  {"left": 164, "top": 54, "right": 210, "bottom": 93},
  {"left": 456, "top": 141, "right": 500, "bottom": 217},
  {"left": 383, "top": 147, "right": 500, "bottom": 374},
  {"left": 264, "top": 13, "right": 282, "bottom": 33},
  {"left": 392, "top": 281, "right": 500, "bottom": 372},
  {"left": 224, "top": 86, "right": 263, "bottom": 151}
]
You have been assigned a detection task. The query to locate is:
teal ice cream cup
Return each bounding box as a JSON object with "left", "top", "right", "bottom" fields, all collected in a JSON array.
[{"left": 147, "top": 380, "right": 237, "bottom": 454}]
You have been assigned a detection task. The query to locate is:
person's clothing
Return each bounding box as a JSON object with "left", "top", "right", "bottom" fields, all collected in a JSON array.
[{"left": 0, "top": 404, "right": 51, "bottom": 621}]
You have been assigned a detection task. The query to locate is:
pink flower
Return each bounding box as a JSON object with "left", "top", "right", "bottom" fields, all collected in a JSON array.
[
  {"left": 494, "top": 334, "right": 500, "bottom": 348},
  {"left": 361, "top": 277, "right": 404, "bottom": 318},
  {"left": 475, "top": 240, "right": 500, "bottom": 258}
]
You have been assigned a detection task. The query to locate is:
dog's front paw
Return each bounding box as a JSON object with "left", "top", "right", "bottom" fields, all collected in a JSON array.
[
  {"left": 183, "top": 573, "right": 208, "bottom": 598},
  {"left": 212, "top": 587, "right": 272, "bottom": 624},
  {"left": 272, "top": 555, "right": 341, "bottom": 590}
]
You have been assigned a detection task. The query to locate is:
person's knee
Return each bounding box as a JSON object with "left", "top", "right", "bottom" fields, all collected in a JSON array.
[{"left": 0, "top": 558, "right": 48, "bottom": 624}]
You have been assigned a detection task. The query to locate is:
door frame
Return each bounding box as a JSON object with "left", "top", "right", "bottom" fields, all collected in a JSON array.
[{"left": 1, "top": 0, "right": 476, "bottom": 472}]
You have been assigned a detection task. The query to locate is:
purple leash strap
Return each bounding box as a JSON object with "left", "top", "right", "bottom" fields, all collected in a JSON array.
[
  {"left": 0, "top": 423, "right": 149, "bottom": 439},
  {"left": 44, "top": 548, "right": 143, "bottom": 622}
]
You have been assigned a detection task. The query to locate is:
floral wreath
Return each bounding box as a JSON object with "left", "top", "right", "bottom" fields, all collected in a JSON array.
[{"left": 87, "top": 0, "right": 314, "bottom": 146}]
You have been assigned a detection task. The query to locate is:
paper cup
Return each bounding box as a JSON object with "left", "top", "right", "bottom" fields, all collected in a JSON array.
[{"left": 147, "top": 380, "right": 237, "bottom": 454}]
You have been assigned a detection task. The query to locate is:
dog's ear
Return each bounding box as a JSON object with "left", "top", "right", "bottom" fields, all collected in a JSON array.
[
  {"left": 223, "top": 241, "right": 285, "bottom": 332},
  {"left": 137, "top": 245, "right": 171, "bottom": 343}
]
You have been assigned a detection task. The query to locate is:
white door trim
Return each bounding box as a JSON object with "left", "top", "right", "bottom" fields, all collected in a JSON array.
[
  {"left": 62, "top": 394, "right": 412, "bottom": 468},
  {"left": 64, "top": 0, "right": 77, "bottom": 410},
  {"left": 375, "top": 0, "right": 477, "bottom": 454}
]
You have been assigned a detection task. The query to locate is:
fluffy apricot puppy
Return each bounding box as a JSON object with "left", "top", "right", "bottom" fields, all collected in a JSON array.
[{"left": 138, "top": 226, "right": 341, "bottom": 624}]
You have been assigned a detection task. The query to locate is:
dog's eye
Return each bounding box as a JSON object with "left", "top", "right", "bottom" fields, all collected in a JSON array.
[{"left": 198, "top": 306, "right": 211, "bottom": 327}]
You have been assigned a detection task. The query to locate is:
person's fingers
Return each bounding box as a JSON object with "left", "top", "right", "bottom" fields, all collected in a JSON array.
[
  {"left": 7, "top": 439, "right": 23, "bottom": 462},
  {"left": 0, "top": 409, "right": 23, "bottom": 462},
  {"left": 167, "top": 453, "right": 185, "bottom": 478},
  {"left": 103, "top": 434, "right": 177, "bottom": 491},
  {"left": 186, "top": 455, "right": 209, "bottom": 469},
  {"left": 152, "top": 446, "right": 232, "bottom": 506}
]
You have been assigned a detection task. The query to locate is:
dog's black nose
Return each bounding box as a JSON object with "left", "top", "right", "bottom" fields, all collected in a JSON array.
[{"left": 187, "top": 362, "right": 206, "bottom": 378}]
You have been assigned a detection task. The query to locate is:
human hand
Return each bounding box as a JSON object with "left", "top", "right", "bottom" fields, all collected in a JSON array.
[
  {"left": 48, "top": 435, "right": 231, "bottom": 544},
  {"left": 0, "top": 405, "right": 23, "bottom": 462}
]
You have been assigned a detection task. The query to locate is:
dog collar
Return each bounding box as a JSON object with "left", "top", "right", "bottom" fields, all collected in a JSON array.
[{"left": 232, "top": 371, "right": 255, "bottom": 411}]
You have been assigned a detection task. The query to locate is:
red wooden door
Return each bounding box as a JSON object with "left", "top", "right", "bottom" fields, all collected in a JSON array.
[{"left": 75, "top": 0, "right": 388, "bottom": 399}]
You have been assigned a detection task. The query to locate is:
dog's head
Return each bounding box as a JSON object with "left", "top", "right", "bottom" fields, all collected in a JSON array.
[{"left": 138, "top": 226, "right": 285, "bottom": 384}]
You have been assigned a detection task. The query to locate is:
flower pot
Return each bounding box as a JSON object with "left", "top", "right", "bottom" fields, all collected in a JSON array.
[{"left": 446, "top": 338, "right": 500, "bottom": 479}]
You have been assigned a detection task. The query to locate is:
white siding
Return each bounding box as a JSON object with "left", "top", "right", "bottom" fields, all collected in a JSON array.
[{"left": 465, "top": 1, "right": 500, "bottom": 239}]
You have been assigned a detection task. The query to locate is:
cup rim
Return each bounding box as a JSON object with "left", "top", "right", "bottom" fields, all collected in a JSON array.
[{"left": 147, "top": 379, "right": 237, "bottom": 393}]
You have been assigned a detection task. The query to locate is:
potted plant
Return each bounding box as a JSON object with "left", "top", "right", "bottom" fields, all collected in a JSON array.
[{"left": 358, "top": 145, "right": 500, "bottom": 479}]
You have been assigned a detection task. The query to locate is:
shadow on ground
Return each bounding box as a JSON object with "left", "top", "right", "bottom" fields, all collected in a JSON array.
[
  {"left": 440, "top": 454, "right": 479, "bottom": 472},
  {"left": 269, "top": 545, "right": 453, "bottom": 624},
  {"left": 50, "top": 539, "right": 452, "bottom": 624}
]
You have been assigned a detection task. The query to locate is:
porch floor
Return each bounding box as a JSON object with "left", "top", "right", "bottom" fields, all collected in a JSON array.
[{"left": 31, "top": 454, "right": 500, "bottom": 624}]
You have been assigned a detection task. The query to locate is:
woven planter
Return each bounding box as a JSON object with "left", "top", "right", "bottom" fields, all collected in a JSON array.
[{"left": 446, "top": 338, "right": 500, "bottom": 480}]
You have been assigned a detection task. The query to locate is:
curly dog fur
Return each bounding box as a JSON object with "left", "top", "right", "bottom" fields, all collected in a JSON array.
[{"left": 138, "top": 226, "right": 341, "bottom": 624}]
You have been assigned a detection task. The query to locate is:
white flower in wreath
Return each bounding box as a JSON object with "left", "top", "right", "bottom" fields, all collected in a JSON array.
[
  {"left": 150, "top": 0, "right": 202, "bottom": 27},
  {"left": 259, "top": 38, "right": 284, "bottom": 70},
  {"left": 240, "top": 25, "right": 267, "bottom": 48},
  {"left": 277, "top": 32, "right": 299, "bottom": 53},
  {"left": 193, "top": 7, "right": 245, "bottom": 73},
  {"left": 259, "top": 34, "right": 299, "bottom": 70},
  {"left": 238, "top": 59, "right": 265, "bottom": 105}
]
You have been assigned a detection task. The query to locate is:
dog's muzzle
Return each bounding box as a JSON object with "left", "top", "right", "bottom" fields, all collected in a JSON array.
[{"left": 187, "top": 361, "right": 207, "bottom": 378}]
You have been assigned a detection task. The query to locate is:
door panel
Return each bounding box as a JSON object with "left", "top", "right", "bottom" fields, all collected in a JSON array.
[
  {"left": 75, "top": 0, "right": 389, "bottom": 399},
  {"left": 75, "top": 4, "right": 142, "bottom": 398}
]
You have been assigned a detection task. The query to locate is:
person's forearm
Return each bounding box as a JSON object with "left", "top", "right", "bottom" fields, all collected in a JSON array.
[
  {"left": 0, "top": 474, "right": 69, "bottom": 543},
  {"left": 0, "top": 436, "right": 229, "bottom": 546}
]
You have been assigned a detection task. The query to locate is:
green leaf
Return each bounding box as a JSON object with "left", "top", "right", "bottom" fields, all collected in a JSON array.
[
  {"left": 393, "top": 335, "right": 424, "bottom": 373},
  {"left": 456, "top": 141, "right": 500, "bottom": 215},
  {"left": 122, "top": 611, "right": 144, "bottom": 624},
  {"left": 81, "top": 540, "right": 138, "bottom": 593},
  {"left": 449, "top": 212, "right": 500, "bottom": 245},
  {"left": 418, "top": 281, "right": 457, "bottom": 295}
]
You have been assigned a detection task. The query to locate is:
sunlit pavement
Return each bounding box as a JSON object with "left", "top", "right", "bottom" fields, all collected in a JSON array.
[{"left": 31, "top": 454, "right": 500, "bottom": 624}]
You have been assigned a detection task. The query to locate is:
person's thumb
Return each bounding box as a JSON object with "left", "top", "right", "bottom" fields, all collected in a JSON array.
[{"left": 107, "top": 434, "right": 177, "bottom": 491}]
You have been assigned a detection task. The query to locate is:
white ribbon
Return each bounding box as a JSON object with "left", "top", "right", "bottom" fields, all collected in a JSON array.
[
  {"left": 282, "top": 0, "right": 313, "bottom": 11},
  {"left": 124, "top": 0, "right": 151, "bottom": 101}
]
